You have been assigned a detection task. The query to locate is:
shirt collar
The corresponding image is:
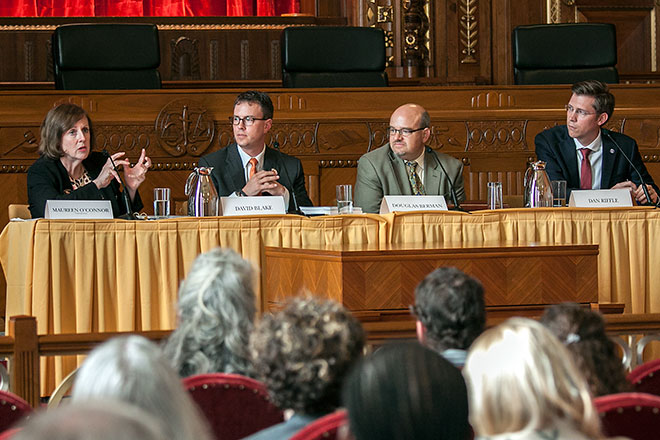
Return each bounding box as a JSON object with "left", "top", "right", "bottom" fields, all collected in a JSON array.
[
  {"left": 573, "top": 132, "right": 602, "bottom": 152},
  {"left": 237, "top": 144, "right": 266, "bottom": 168}
]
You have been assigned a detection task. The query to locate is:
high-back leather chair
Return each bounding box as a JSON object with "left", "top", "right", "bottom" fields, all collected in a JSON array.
[
  {"left": 52, "top": 23, "right": 161, "bottom": 90},
  {"left": 281, "top": 26, "right": 388, "bottom": 88},
  {"left": 513, "top": 23, "right": 618, "bottom": 85}
]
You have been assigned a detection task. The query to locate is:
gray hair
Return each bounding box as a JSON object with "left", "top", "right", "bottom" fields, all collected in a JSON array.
[
  {"left": 72, "top": 335, "right": 212, "bottom": 440},
  {"left": 14, "top": 401, "right": 167, "bottom": 440},
  {"left": 163, "top": 248, "right": 256, "bottom": 377}
]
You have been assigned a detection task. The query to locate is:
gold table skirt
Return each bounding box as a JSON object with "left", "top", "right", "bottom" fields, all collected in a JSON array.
[{"left": 1, "top": 207, "right": 658, "bottom": 392}]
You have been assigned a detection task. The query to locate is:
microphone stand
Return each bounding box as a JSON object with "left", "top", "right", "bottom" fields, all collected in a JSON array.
[
  {"left": 426, "top": 146, "right": 464, "bottom": 211},
  {"left": 272, "top": 141, "right": 302, "bottom": 215},
  {"left": 604, "top": 130, "right": 659, "bottom": 208},
  {"left": 103, "top": 150, "right": 136, "bottom": 219}
]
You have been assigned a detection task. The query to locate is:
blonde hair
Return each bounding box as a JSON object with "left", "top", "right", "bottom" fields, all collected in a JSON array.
[{"left": 463, "top": 318, "right": 603, "bottom": 438}]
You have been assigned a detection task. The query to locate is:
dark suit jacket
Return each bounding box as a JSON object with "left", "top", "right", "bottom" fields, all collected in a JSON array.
[
  {"left": 199, "top": 143, "right": 313, "bottom": 213},
  {"left": 535, "top": 125, "right": 658, "bottom": 199},
  {"left": 354, "top": 144, "right": 465, "bottom": 214},
  {"left": 27, "top": 151, "right": 143, "bottom": 218}
]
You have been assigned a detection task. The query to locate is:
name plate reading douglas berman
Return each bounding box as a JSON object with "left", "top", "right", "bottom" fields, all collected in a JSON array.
[
  {"left": 380, "top": 195, "right": 448, "bottom": 214},
  {"left": 45, "top": 200, "right": 113, "bottom": 219},
  {"left": 221, "top": 196, "right": 286, "bottom": 216},
  {"left": 568, "top": 189, "right": 632, "bottom": 208}
]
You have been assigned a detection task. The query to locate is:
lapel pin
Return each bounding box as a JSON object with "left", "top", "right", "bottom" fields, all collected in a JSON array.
[{"left": 610, "top": 149, "right": 615, "bottom": 154}]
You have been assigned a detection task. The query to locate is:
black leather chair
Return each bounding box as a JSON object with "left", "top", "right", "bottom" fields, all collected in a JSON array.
[
  {"left": 513, "top": 23, "right": 618, "bottom": 85},
  {"left": 281, "top": 26, "right": 388, "bottom": 88},
  {"left": 52, "top": 23, "right": 161, "bottom": 90}
]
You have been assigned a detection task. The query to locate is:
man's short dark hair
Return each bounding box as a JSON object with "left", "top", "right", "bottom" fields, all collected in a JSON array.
[
  {"left": 571, "top": 80, "right": 615, "bottom": 122},
  {"left": 413, "top": 267, "right": 485, "bottom": 352},
  {"left": 234, "top": 90, "right": 274, "bottom": 120}
]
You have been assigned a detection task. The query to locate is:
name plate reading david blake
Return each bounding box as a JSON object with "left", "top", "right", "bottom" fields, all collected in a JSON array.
[
  {"left": 568, "top": 189, "right": 632, "bottom": 208},
  {"left": 45, "top": 200, "right": 113, "bottom": 219},
  {"left": 380, "top": 195, "right": 448, "bottom": 214},
  {"left": 221, "top": 196, "right": 286, "bottom": 216}
]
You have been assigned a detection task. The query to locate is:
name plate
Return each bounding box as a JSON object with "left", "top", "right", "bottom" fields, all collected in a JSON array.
[
  {"left": 45, "top": 200, "right": 113, "bottom": 219},
  {"left": 380, "top": 195, "right": 448, "bottom": 214},
  {"left": 568, "top": 189, "right": 633, "bottom": 208},
  {"left": 221, "top": 196, "right": 286, "bottom": 216}
]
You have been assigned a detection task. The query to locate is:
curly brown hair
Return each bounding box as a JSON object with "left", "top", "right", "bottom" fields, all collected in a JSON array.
[
  {"left": 540, "top": 302, "right": 631, "bottom": 397},
  {"left": 249, "top": 297, "right": 365, "bottom": 414}
]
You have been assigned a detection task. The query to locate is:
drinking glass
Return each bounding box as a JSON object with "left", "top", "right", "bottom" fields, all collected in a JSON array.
[
  {"left": 153, "top": 187, "right": 171, "bottom": 217},
  {"left": 487, "top": 182, "right": 503, "bottom": 209},
  {"left": 551, "top": 180, "right": 567, "bottom": 207},
  {"left": 336, "top": 184, "right": 353, "bottom": 214}
]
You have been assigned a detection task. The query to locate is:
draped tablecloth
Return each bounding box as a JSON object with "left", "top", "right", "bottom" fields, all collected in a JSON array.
[{"left": 1, "top": 207, "right": 659, "bottom": 392}]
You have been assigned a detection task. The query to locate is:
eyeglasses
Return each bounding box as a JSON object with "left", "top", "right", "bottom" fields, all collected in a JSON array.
[
  {"left": 387, "top": 126, "right": 427, "bottom": 137},
  {"left": 229, "top": 116, "right": 269, "bottom": 126},
  {"left": 564, "top": 104, "right": 597, "bottom": 118}
]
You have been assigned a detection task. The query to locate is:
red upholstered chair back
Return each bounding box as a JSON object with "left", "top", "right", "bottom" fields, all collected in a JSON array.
[
  {"left": 0, "top": 391, "right": 32, "bottom": 433},
  {"left": 628, "top": 358, "right": 660, "bottom": 397},
  {"left": 183, "top": 373, "right": 284, "bottom": 440},
  {"left": 594, "top": 392, "right": 660, "bottom": 440},
  {"left": 289, "top": 410, "right": 347, "bottom": 440}
]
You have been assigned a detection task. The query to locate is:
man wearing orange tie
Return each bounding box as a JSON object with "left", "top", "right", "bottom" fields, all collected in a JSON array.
[{"left": 199, "top": 90, "right": 312, "bottom": 213}]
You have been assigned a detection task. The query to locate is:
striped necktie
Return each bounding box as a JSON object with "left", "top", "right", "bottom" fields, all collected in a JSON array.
[{"left": 405, "top": 160, "right": 425, "bottom": 195}]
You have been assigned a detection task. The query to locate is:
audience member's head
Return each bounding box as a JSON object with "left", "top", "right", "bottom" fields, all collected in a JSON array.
[
  {"left": 14, "top": 401, "right": 166, "bottom": 440},
  {"left": 72, "top": 335, "right": 211, "bottom": 440},
  {"left": 412, "top": 267, "right": 485, "bottom": 367},
  {"left": 464, "top": 318, "right": 603, "bottom": 439},
  {"left": 343, "top": 342, "right": 471, "bottom": 440},
  {"left": 250, "top": 297, "right": 365, "bottom": 415},
  {"left": 163, "top": 247, "right": 256, "bottom": 377},
  {"left": 540, "top": 302, "right": 630, "bottom": 397}
]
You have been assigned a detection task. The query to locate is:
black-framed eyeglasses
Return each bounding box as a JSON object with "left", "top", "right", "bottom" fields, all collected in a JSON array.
[
  {"left": 229, "top": 116, "right": 269, "bottom": 126},
  {"left": 387, "top": 126, "right": 427, "bottom": 137},
  {"left": 564, "top": 104, "right": 596, "bottom": 118}
]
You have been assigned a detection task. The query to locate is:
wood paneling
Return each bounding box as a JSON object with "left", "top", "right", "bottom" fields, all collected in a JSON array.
[
  {"left": 1, "top": 85, "right": 660, "bottom": 229},
  {"left": 263, "top": 242, "right": 599, "bottom": 312}
]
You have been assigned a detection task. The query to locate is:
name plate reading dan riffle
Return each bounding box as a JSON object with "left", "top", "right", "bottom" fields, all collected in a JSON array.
[
  {"left": 45, "top": 200, "right": 113, "bottom": 219},
  {"left": 380, "top": 195, "right": 448, "bottom": 214},
  {"left": 220, "top": 196, "right": 286, "bottom": 216},
  {"left": 568, "top": 189, "right": 633, "bottom": 208}
]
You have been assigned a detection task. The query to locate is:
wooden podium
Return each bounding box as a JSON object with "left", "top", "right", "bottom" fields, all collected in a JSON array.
[{"left": 263, "top": 241, "right": 599, "bottom": 319}]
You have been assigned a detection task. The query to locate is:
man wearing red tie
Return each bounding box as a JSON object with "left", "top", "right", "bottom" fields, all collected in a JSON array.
[{"left": 535, "top": 80, "right": 658, "bottom": 205}]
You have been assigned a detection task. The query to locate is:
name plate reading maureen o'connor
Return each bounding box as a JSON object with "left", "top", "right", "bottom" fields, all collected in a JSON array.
[
  {"left": 568, "top": 189, "right": 632, "bottom": 208},
  {"left": 380, "top": 195, "right": 448, "bottom": 214},
  {"left": 220, "top": 196, "right": 286, "bottom": 216},
  {"left": 45, "top": 200, "right": 113, "bottom": 219}
]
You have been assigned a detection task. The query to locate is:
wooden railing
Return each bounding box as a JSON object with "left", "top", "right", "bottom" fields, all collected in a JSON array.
[{"left": 3, "top": 311, "right": 660, "bottom": 408}]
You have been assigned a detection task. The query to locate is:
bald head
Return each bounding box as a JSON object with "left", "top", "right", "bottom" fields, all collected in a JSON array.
[{"left": 388, "top": 103, "right": 431, "bottom": 161}]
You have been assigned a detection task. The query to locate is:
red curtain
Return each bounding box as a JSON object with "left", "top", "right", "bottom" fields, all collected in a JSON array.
[{"left": 0, "top": 0, "right": 299, "bottom": 16}]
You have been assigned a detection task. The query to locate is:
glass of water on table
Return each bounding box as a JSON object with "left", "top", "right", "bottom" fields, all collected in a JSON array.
[
  {"left": 336, "top": 184, "right": 353, "bottom": 214},
  {"left": 153, "top": 187, "right": 171, "bottom": 218}
]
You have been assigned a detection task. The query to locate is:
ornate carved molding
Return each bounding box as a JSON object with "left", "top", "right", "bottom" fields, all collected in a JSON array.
[
  {"left": 170, "top": 37, "right": 201, "bottom": 81},
  {"left": 459, "top": 0, "right": 478, "bottom": 64},
  {"left": 0, "top": 24, "right": 313, "bottom": 32},
  {"left": 269, "top": 123, "right": 318, "bottom": 155},
  {"left": 319, "top": 160, "right": 358, "bottom": 168},
  {"left": 95, "top": 125, "right": 152, "bottom": 153},
  {"left": 549, "top": 0, "right": 561, "bottom": 24},
  {"left": 273, "top": 94, "right": 307, "bottom": 110},
  {"left": 402, "top": 0, "right": 430, "bottom": 70},
  {"left": 466, "top": 121, "right": 528, "bottom": 151},
  {"left": 1, "top": 129, "right": 38, "bottom": 157},
  {"left": 155, "top": 99, "right": 215, "bottom": 157},
  {"left": 471, "top": 91, "right": 516, "bottom": 108}
]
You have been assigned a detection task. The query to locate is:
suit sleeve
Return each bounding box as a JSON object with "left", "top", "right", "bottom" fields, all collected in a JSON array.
[
  {"left": 27, "top": 160, "right": 107, "bottom": 218},
  {"left": 535, "top": 131, "right": 571, "bottom": 184},
  {"left": 354, "top": 155, "right": 384, "bottom": 214},
  {"left": 289, "top": 158, "right": 313, "bottom": 208}
]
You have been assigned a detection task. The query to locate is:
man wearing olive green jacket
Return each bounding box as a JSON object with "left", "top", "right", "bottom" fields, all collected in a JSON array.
[{"left": 355, "top": 103, "right": 465, "bottom": 214}]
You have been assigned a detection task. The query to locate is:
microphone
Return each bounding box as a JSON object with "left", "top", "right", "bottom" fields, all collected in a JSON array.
[
  {"left": 603, "top": 129, "right": 658, "bottom": 207},
  {"left": 272, "top": 141, "right": 301, "bottom": 215},
  {"left": 426, "top": 146, "right": 463, "bottom": 211},
  {"left": 103, "top": 150, "right": 135, "bottom": 219}
]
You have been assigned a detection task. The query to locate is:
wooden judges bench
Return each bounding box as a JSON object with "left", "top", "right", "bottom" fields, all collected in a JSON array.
[{"left": 1, "top": 84, "right": 660, "bottom": 228}]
